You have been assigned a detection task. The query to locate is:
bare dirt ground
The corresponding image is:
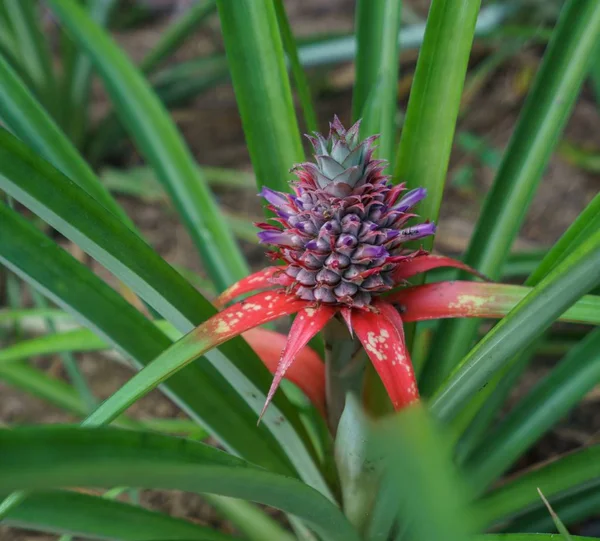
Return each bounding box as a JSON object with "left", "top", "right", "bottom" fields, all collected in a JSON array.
[{"left": 2, "top": 0, "right": 599, "bottom": 539}]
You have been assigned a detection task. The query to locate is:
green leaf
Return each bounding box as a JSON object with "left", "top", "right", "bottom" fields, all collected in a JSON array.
[
  {"left": 474, "top": 533, "right": 596, "bottom": 541},
  {"left": 0, "top": 129, "right": 320, "bottom": 480},
  {"left": 450, "top": 191, "right": 600, "bottom": 455},
  {"left": 464, "top": 328, "right": 600, "bottom": 492},
  {"left": 0, "top": 55, "right": 131, "bottom": 226},
  {"left": 537, "top": 488, "right": 573, "bottom": 541},
  {"left": 353, "top": 0, "right": 402, "bottom": 168},
  {"left": 477, "top": 445, "right": 600, "bottom": 528},
  {"left": 3, "top": 0, "right": 57, "bottom": 114},
  {"left": 527, "top": 193, "right": 600, "bottom": 285},
  {"left": 205, "top": 494, "right": 297, "bottom": 541},
  {"left": 0, "top": 426, "right": 360, "bottom": 541},
  {"left": 431, "top": 227, "right": 600, "bottom": 423},
  {"left": 367, "top": 404, "right": 475, "bottom": 541},
  {"left": 48, "top": 0, "right": 248, "bottom": 290},
  {"left": 335, "top": 396, "right": 377, "bottom": 533},
  {"left": 506, "top": 485, "right": 600, "bottom": 535},
  {"left": 140, "top": 0, "right": 216, "bottom": 74},
  {"left": 216, "top": 0, "right": 304, "bottom": 194},
  {"left": 426, "top": 0, "right": 600, "bottom": 384},
  {"left": 394, "top": 0, "right": 481, "bottom": 249},
  {"left": 0, "top": 201, "right": 294, "bottom": 473},
  {"left": 0, "top": 362, "right": 90, "bottom": 418},
  {"left": 5, "top": 489, "right": 231, "bottom": 541},
  {"left": 273, "top": 0, "right": 318, "bottom": 134},
  {"left": 63, "top": 0, "right": 118, "bottom": 147}
]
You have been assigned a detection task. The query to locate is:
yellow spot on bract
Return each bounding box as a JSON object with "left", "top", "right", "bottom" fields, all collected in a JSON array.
[
  {"left": 214, "top": 320, "right": 231, "bottom": 334},
  {"left": 265, "top": 295, "right": 273, "bottom": 301},
  {"left": 449, "top": 294, "right": 494, "bottom": 310},
  {"left": 242, "top": 303, "right": 262, "bottom": 311},
  {"left": 304, "top": 307, "right": 317, "bottom": 317}
]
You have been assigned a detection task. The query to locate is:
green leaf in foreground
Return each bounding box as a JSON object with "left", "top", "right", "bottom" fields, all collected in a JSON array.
[
  {"left": 0, "top": 201, "right": 293, "bottom": 473},
  {"left": 431, "top": 227, "right": 600, "bottom": 422},
  {"left": 0, "top": 129, "right": 320, "bottom": 483},
  {"left": 0, "top": 427, "right": 359, "bottom": 541},
  {"left": 368, "top": 404, "right": 476, "bottom": 541},
  {"left": 4, "top": 489, "right": 230, "bottom": 541}
]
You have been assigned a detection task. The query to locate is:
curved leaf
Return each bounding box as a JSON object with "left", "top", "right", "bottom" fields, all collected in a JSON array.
[
  {"left": 5, "top": 489, "right": 229, "bottom": 541},
  {"left": 216, "top": 0, "right": 303, "bottom": 194},
  {"left": 0, "top": 56, "right": 130, "bottom": 225},
  {"left": 388, "top": 281, "right": 600, "bottom": 324},
  {"left": 465, "top": 328, "right": 600, "bottom": 492},
  {"left": 477, "top": 446, "right": 600, "bottom": 527},
  {"left": 0, "top": 129, "right": 319, "bottom": 478},
  {"left": 47, "top": 0, "right": 248, "bottom": 290},
  {"left": 0, "top": 427, "right": 359, "bottom": 541},
  {"left": 431, "top": 228, "right": 600, "bottom": 422},
  {"left": 0, "top": 202, "right": 294, "bottom": 474},
  {"left": 428, "top": 0, "right": 600, "bottom": 380},
  {"left": 394, "top": 0, "right": 481, "bottom": 249}
]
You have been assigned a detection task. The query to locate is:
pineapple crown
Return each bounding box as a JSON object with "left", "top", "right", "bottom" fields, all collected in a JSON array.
[
  {"left": 256, "top": 117, "right": 435, "bottom": 308},
  {"left": 299, "top": 116, "right": 380, "bottom": 197}
]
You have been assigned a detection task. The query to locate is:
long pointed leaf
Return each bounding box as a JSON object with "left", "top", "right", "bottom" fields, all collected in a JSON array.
[
  {"left": 47, "top": 0, "right": 248, "bottom": 290},
  {"left": 4, "top": 489, "right": 230, "bottom": 541},
  {"left": 353, "top": 0, "right": 402, "bottom": 167},
  {"left": 216, "top": 0, "right": 304, "bottom": 194},
  {"left": 0, "top": 427, "right": 360, "bottom": 541},
  {"left": 428, "top": 0, "right": 600, "bottom": 382},
  {"left": 394, "top": 0, "right": 481, "bottom": 249},
  {"left": 478, "top": 446, "right": 600, "bottom": 528},
  {"left": 0, "top": 56, "right": 130, "bottom": 225},
  {"left": 0, "top": 202, "right": 294, "bottom": 474},
  {"left": 81, "top": 292, "right": 333, "bottom": 497},
  {"left": 465, "top": 328, "right": 600, "bottom": 492},
  {"left": 0, "top": 132, "right": 319, "bottom": 480},
  {"left": 431, "top": 228, "right": 600, "bottom": 423}
]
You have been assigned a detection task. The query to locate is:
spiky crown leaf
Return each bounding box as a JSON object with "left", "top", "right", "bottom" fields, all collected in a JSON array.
[{"left": 257, "top": 117, "right": 435, "bottom": 308}]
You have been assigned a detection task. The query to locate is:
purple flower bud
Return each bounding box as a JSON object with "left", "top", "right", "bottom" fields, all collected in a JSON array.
[
  {"left": 394, "top": 188, "right": 427, "bottom": 212},
  {"left": 337, "top": 234, "right": 357, "bottom": 248},
  {"left": 260, "top": 187, "right": 290, "bottom": 209},
  {"left": 353, "top": 244, "right": 388, "bottom": 261},
  {"left": 316, "top": 269, "right": 341, "bottom": 286},
  {"left": 314, "top": 287, "right": 336, "bottom": 303},
  {"left": 257, "top": 230, "right": 295, "bottom": 246},
  {"left": 398, "top": 222, "right": 436, "bottom": 240},
  {"left": 334, "top": 281, "right": 358, "bottom": 298},
  {"left": 297, "top": 269, "right": 317, "bottom": 286}
]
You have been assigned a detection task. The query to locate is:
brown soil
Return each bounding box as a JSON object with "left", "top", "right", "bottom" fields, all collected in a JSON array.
[{"left": 2, "top": 0, "right": 600, "bottom": 539}]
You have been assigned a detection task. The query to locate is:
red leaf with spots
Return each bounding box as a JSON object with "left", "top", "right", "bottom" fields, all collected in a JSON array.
[
  {"left": 260, "top": 305, "right": 337, "bottom": 420},
  {"left": 197, "top": 291, "right": 307, "bottom": 346},
  {"left": 392, "top": 254, "right": 489, "bottom": 283},
  {"left": 215, "top": 267, "right": 284, "bottom": 308},
  {"left": 352, "top": 301, "right": 419, "bottom": 410},
  {"left": 243, "top": 328, "right": 326, "bottom": 416},
  {"left": 387, "top": 281, "right": 527, "bottom": 322}
]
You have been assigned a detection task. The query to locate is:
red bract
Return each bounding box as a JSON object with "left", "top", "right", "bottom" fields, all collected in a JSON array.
[
  {"left": 214, "top": 258, "right": 485, "bottom": 416},
  {"left": 208, "top": 119, "right": 498, "bottom": 418}
]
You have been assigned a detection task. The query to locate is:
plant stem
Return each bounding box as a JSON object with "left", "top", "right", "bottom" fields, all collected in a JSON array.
[{"left": 323, "top": 317, "right": 366, "bottom": 434}]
